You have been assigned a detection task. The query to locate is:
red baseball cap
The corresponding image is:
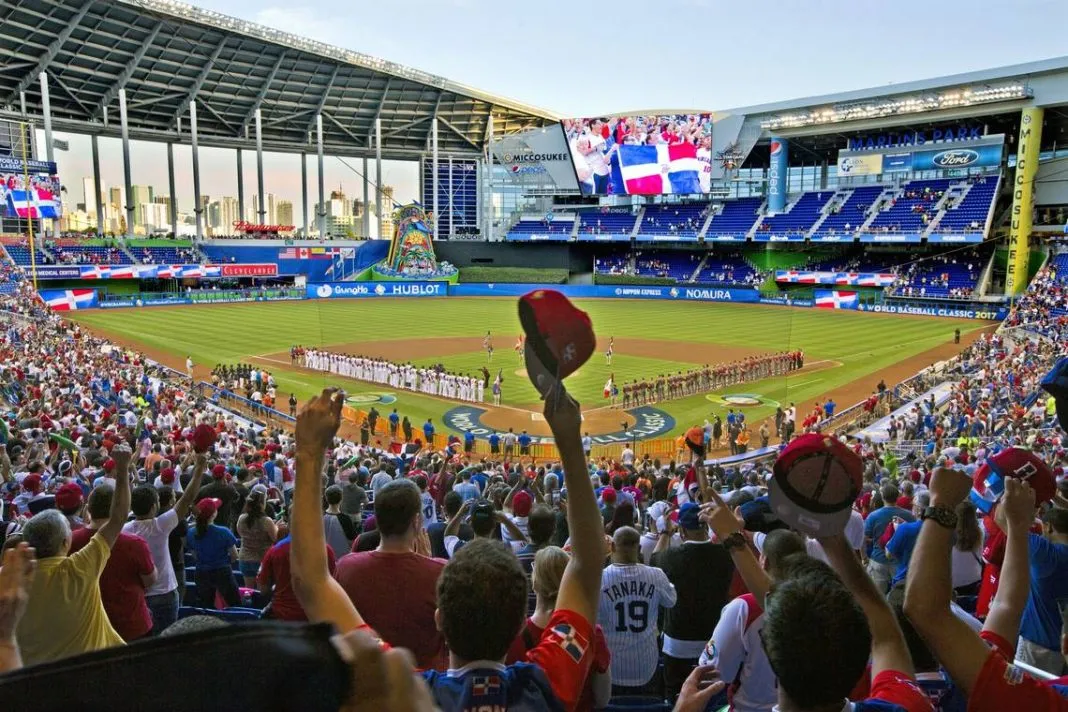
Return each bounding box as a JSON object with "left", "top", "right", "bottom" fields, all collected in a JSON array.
[
  {"left": 160, "top": 468, "right": 176, "bottom": 485},
  {"left": 22, "top": 473, "right": 43, "bottom": 493},
  {"left": 191, "top": 423, "right": 217, "bottom": 454},
  {"left": 512, "top": 490, "right": 533, "bottom": 517},
  {"left": 770, "top": 434, "right": 862, "bottom": 537},
  {"left": 55, "top": 482, "right": 84, "bottom": 511},
  {"left": 195, "top": 498, "right": 222, "bottom": 519},
  {"left": 970, "top": 448, "right": 1055, "bottom": 515},
  {"left": 211, "top": 464, "right": 227, "bottom": 479},
  {"left": 518, "top": 290, "right": 594, "bottom": 397},
  {"left": 601, "top": 486, "right": 617, "bottom": 504}
]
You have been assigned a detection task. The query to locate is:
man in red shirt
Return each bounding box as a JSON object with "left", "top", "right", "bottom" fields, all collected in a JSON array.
[
  {"left": 333, "top": 478, "right": 447, "bottom": 670},
  {"left": 68, "top": 480, "right": 156, "bottom": 642},
  {"left": 905, "top": 470, "right": 1068, "bottom": 710},
  {"left": 257, "top": 535, "right": 336, "bottom": 622}
]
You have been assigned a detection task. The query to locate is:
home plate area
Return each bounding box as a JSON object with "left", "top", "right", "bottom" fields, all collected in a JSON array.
[{"left": 443, "top": 404, "right": 676, "bottom": 445}]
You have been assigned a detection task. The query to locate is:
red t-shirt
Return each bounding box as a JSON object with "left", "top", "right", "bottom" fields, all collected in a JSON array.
[
  {"left": 68, "top": 529, "right": 154, "bottom": 641},
  {"left": 505, "top": 617, "right": 611, "bottom": 712},
  {"left": 257, "top": 539, "right": 336, "bottom": 622},
  {"left": 970, "top": 631, "right": 1068, "bottom": 711},
  {"left": 333, "top": 551, "right": 447, "bottom": 671},
  {"left": 865, "top": 670, "right": 935, "bottom": 711},
  {"left": 522, "top": 609, "right": 596, "bottom": 712}
]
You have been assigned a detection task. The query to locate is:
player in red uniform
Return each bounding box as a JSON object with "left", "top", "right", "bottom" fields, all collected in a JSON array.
[
  {"left": 289, "top": 386, "right": 604, "bottom": 712},
  {"left": 904, "top": 469, "right": 1068, "bottom": 711}
]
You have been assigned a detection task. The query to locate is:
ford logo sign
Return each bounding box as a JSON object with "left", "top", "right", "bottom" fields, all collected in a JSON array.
[{"left": 931, "top": 149, "right": 979, "bottom": 168}]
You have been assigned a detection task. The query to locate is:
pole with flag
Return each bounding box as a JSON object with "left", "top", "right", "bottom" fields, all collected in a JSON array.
[{"left": 19, "top": 122, "right": 38, "bottom": 293}]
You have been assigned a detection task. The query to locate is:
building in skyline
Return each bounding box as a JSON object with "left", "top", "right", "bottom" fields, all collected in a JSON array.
[
  {"left": 81, "top": 177, "right": 97, "bottom": 218},
  {"left": 380, "top": 185, "right": 395, "bottom": 238},
  {"left": 277, "top": 200, "right": 294, "bottom": 228},
  {"left": 250, "top": 193, "right": 278, "bottom": 224}
]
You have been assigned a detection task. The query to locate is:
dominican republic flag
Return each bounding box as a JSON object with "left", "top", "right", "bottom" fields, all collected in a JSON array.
[
  {"left": 42, "top": 289, "right": 97, "bottom": 311},
  {"left": 835, "top": 273, "right": 858, "bottom": 285},
  {"left": 309, "top": 247, "right": 341, "bottom": 259},
  {"left": 156, "top": 265, "right": 180, "bottom": 279},
  {"left": 470, "top": 676, "right": 501, "bottom": 696},
  {"left": 815, "top": 290, "right": 859, "bottom": 310},
  {"left": 616, "top": 143, "right": 703, "bottom": 195},
  {"left": 549, "top": 623, "right": 589, "bottom": 663},
  {"left": 6, "top": 189, "right": 60, "bottom": 219}
]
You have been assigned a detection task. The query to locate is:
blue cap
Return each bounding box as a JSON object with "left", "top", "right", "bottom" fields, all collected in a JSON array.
[{"left": 678, "top": 502, "right": 702, "bottom": 530}]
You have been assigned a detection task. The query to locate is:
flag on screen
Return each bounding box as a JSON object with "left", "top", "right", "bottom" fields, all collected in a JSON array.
[
  {"left": 814, "top": 290, "right": 859, "bottom": 310},
  {"left": 279, "top": 247, "right": 310, "bottom": 259},
  {"left": 616, "top": 143, "right": 703, "bottom": 195},
  {"left": 6, "top": 189, "right": 59, "bottom": 219},
  {"left": 43, "top": 289, "right": 96, "bottom": 311}
]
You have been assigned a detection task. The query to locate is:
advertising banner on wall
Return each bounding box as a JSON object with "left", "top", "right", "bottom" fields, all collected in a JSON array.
[
  {"left": 27, "top": 263, "right": 277, "bottom": 280},
  {"left": 0, "top": 157, "right": 62, "bottom": 219},
  {"left": 858, "top": 302, "right": 1007, "bottom": 320},
  {"left": 306, "top": 282, "right": 447, "bottom": 299},
  {"left": 448, "top": 283, "right": 760, "bottom": 303},
  {"left": 840, "top": 134, "right": 1005, "bottom": 176},
  {"left": 837, "top": 153, "right": 884, "bottom": 177},
  {"left": 490, "top": 126, "right": 580, "bottom": 192}
]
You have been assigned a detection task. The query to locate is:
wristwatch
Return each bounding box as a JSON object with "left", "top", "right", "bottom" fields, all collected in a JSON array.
[
  {"left": 722, "top": 532, "right": 747, "bottom": 551},
  {"left": 921, "top": 504, "right": 958, "bottom": 529}
]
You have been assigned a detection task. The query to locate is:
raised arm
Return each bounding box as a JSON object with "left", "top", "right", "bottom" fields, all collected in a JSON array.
[
  {"left": 700, "top": 489, "right": 770, "bottom": 602},
  {"left": 547, "top": 387, "right": 601, "bottom": 624},
  {"left": 496, "top": 511, "right": 528, "bottom": 544},
  {"left": 96, "top": 443, "right": 132, "bottom": 548},
  {"left": 821, "top": 534, "right": 913, "bottom": 678},
  {"left": 0, "top": 542, "right": 36, "bottom": 674},
  {"left": 290, "top": 388, "right": 364, "bottom": 633},
  {"left": 503, "top": 473, "right": 524, "bottom": 512},
  {"left": 173, "top": 453, "right": 208, "bottom": 519},
  {"left": 985, "top": 480, "right": 1037, "bottom": 646},
  {"left": 903, "top": 467, "right": 1012, "bottom": 695}
]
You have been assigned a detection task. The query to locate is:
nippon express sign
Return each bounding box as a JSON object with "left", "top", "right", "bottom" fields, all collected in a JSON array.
[{"left": 306, "top": 282, "right": 445, "bottom": 299}]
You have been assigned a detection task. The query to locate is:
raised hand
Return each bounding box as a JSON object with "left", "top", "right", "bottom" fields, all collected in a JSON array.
[
  {"left": 0, "top": 543, "right": 36, "bottom": 645},
  {"left": 296, "top": 388, "right": 344, "bottom": 455},
  {"left": 928, "top": 466, "right": 973, "bottom": 507},
  {"left": 673, "top": 664, "right": 726, "bottom": 712},
  {"left": 543, "top": 384, "right": 582, "bottom": 443},
  {"left": 109, "top": 442, "right": 133, "bottom": 476},
  {"left": 996, "top": 478, "right": 1036, "bottom": 533},
  {"left": 699, "top": 488, "right": 743, "bottom": 540}
]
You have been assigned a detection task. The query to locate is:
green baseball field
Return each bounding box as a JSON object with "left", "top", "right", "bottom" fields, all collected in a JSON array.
[{"left": 65, "top": 298, "right": 993, "bottom": 443}]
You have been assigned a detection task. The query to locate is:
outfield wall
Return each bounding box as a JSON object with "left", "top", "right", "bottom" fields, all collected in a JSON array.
[{"left": 53, "top": 281, "right": 1008, "bottom": 321}]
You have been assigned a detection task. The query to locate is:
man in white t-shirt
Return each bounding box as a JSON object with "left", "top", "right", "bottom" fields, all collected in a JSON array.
[
  {"left": 123, "top": 452, "right": 207, "bottom": 634},
  {"left": 621, "top": 445, "right": 635, "bottom": 467},
  {"left": 699, "top": 529, "right": 807, "bottom": 712}
]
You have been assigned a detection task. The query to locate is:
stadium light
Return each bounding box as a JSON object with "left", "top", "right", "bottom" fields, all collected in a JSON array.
[{"left": 759, "top": 83, "right": 1032, "bottom": 130}]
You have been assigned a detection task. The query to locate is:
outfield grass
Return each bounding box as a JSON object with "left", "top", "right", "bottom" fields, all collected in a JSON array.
[{"left": 66, "top": 298, "right": 988, "bottom": 436}]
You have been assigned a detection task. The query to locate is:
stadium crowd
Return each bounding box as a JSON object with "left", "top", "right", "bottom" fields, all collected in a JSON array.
[
  {"left": 0, "top": 251, "right": 1064, "bottom": 712},
  {"left": 621, "top": 351, "right": 804, "bottom": 408}
]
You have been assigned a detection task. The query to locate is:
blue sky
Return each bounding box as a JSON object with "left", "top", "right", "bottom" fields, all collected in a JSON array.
[{"left": 53, "top": 0, "right": 1068, "bottom": 227}]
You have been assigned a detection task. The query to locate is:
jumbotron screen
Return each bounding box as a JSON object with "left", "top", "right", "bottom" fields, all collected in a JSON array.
[
  {"left": 562, "top": 114, "right": 713, "bottom": 196},
  {"left": 0, "top": 157, "right": 63, "bottom": 219}
]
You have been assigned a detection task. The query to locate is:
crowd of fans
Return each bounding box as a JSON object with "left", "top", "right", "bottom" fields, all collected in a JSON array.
[{"left": 0, "top": 249, "right": 1065, "bottom": 711}]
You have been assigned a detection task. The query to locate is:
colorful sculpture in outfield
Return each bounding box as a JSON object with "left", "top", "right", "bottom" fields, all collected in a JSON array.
[{"left": 375, "top": 202, "right": 456, "bottom": 280}]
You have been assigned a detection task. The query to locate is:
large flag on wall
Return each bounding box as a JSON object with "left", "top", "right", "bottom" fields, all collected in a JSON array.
[
  {"left": 41, "top": 289, "right": 97, "bottom": 311},
  {"left": 814, "top": 290, "right": 859, "bottom": 310},
  {"left": 616, "top": 143, "right": 703, "bottom": 195}
]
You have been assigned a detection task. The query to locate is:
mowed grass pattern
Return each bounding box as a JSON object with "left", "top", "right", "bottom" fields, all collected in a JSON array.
[{"left": 67, "top": 298, "right": 987, "bottom": 436}]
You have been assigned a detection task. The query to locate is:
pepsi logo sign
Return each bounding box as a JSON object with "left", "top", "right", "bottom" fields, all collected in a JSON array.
[
  {"left": 769, "top": 140, "right": 783, "bottom": 157},
  {"left": 931, "top": 149, "right": 979, "bottom": 168}
]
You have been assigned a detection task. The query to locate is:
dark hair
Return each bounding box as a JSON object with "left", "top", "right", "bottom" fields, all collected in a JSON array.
[
  {"left": 1048, "top": 507, "right": 1068, "bottom": 535},
  {"left": 374, "top": 479, "right": 421, "bottom": 537},
  {"left": 324, "top": 485, "right": 343, "bottom": 506},
  {"left": 880, "top": 483, "right": 900, "bottom": 506},
  {"left": 762, "top": 556, "right": 872, "bottom": 709},
  {"left": 86, "top": 483, "right": 114, "bottom": 521},
  {"left": 652, "top": 476, "right": 670, "bottom": 502},
  {"left": 245, "top": 491, "right": 266, "bottom": 525},
  {"left": 157, "top": 487, "right": 176, "bottom": 511},
  {"left": 195, "top": 507, "right": 213, "bottom": 538},
  {"left": 761, "top": 531, "right": 806, "bottom": 580},
  {"left": 131, "top": 485, "right": 160, "bottom": 517},
  {"left": 443, "top": 491, "right": 464, "bottom": 518},
  {"left": 527, "top": 505, "right": 556, "bottom": 546},
  {"left": 437, "top": 539, "right": 527, "bottom": 662},
  {"left": 954, "top": 501, "right": 981, "bottom": 552},
  {"left": 412, "top": 475, "right": 427, "bottom": 492},
  {"left": 608, "top": 501, "right": 635, "bottom": 534}
]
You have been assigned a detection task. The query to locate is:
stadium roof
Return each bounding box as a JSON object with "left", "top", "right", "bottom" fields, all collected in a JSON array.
[{"left": 0, "top": 0, "right": 560, "bottom": 159}]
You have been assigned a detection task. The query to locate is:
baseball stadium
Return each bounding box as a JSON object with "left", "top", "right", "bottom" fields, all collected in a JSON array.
[{"left": 0, "top": 0, "right": 1067, "bottom": 709}]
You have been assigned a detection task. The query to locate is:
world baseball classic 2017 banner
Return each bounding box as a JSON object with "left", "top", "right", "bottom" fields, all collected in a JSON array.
[
  {"left": 858, "top": 303, "right": 1008, "bottom": 320},
  {"left": 27, "top": 263, "right": 278, "bottom": 280},
  {"left": 776, "top": 271, "right": 896, "bottom": 287}
]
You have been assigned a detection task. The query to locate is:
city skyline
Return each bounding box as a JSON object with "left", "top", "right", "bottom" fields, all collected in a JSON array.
[
  {"left": 64, "top": 173, "right": 395, "bottom": 238},
  {"left": 45, "top": 129, "right": 418, "bottom": 238}
]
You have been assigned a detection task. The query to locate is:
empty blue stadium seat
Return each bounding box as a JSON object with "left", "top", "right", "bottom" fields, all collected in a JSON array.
[
  {"left": 578, "top": 210, "right": 638, "bottom": 236},
  {"left": 817, "top": 186, "right": 885, "bottom": 237},
  {"left": 761, "top": 191, "right": 834, "bottom": 236},
  {"left": 935, "top": 177, "right": 998, "bottom": 234},
  {"left": 705, "top": 197, "right": 762, "bottom": 237},
  {"left": 865, "top": 179, "right": 952, "bottom": 234}
]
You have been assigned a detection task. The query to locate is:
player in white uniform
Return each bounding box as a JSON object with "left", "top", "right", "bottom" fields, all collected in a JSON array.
[
  {"left": 700, "top": 529, "right": 806, "bottom": 712},
  {"left": 598, "top": 527, "right": 677, "bottom": 690}
]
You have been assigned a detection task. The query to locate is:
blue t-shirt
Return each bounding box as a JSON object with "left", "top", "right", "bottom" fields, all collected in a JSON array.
[
  {"left": 389, "top": 412, "right": 399, "bottom": 425},
  {"left": 1020, "top": 533, "right": 1068, "bottom": 650},
  {"left": 423, "top": 662, "right": 565, "bottom": 712},
  {"left": 489, "top": 433, "right": 500, "bottom": 448},
  {"left": 824, "top": 401, "right": 836, "bottom": 416},
  {"left": 518, "top": 434, "right": 532, "bottom": 448},
  {"left": 864, "top": 507, "right": 916, "bottom": 565},
  {"left": 423, "top": 422, "right": 435, "bottom": 439},
  {"left": 455, "top": 482, "right": 480, "bottom": 502},
  {"left": 885, "top": 520, "right": 923, "bottom": 586},
  {"left": 464, "top": 431, "right": 475, "bottom": 445},
  {"left": 187, "top": 524, "right": 238, "bottom": 571}
]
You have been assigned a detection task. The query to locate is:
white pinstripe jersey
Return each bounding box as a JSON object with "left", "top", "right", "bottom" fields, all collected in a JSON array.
[{"left": 596, "top": 563, "right": 677, "bottom": 687}]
